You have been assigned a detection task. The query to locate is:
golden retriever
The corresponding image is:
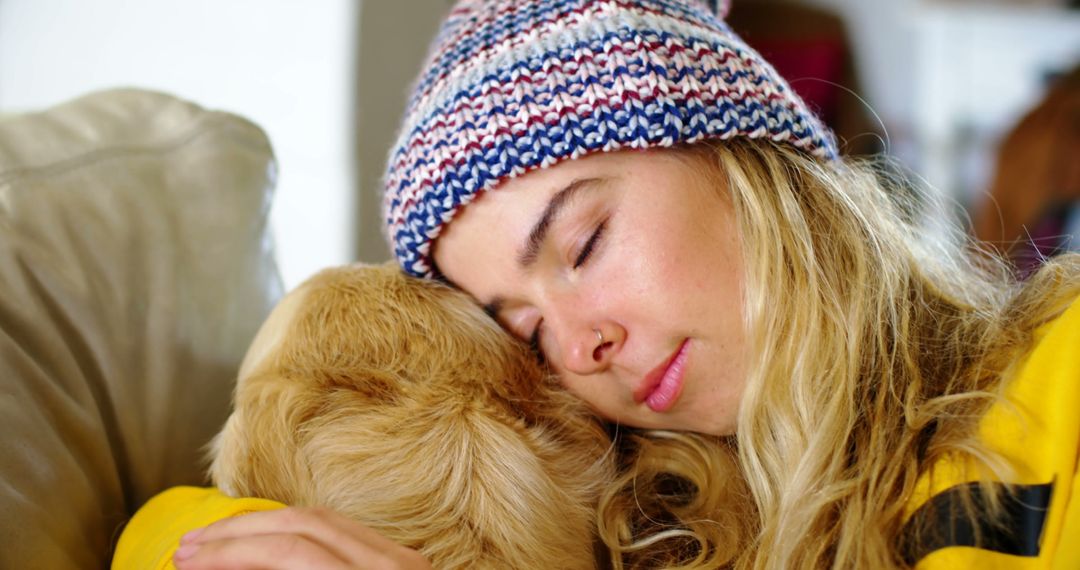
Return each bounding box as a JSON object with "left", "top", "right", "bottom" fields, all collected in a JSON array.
[{"left": 209, "top": 263, "right": 614, "bottom": 569}]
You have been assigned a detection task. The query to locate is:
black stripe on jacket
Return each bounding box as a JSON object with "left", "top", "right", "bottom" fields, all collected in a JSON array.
[{"left": 899, "top": 480, "right": 1054, "bottom": 565}]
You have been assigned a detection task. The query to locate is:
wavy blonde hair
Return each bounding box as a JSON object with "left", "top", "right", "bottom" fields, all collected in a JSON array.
[{"left": 596, "top": 139, "right": 1080, "bottom": 569}]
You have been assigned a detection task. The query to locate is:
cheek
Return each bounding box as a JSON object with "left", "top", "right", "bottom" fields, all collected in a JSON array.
[{"left": 618, "top": 221, "right": 705, "bottom": 310}]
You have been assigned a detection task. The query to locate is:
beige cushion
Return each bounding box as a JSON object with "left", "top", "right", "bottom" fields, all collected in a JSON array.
[{"left": 0, "top": 89, "right": 282, "bottom": 568}]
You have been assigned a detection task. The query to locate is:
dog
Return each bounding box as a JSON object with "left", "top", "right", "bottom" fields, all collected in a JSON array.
[{"left": 209, "top": 263, "right": 615, "bottom": 570}]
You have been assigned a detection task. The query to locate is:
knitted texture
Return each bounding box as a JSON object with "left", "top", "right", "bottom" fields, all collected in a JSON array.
[{"left": 385, "top": 0, "right": 837, "bottom": 278}]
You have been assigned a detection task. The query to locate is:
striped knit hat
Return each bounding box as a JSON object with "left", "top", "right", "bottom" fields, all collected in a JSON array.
[{"left": 385, "top": 0, "right": 837, "bottom": 278}]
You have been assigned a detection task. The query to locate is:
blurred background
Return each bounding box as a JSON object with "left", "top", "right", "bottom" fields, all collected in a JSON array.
[{"left": 1, "top": 0, "right": 1078, "bottom": 289}]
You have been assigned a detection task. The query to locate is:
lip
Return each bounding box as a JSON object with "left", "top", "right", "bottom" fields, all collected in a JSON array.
[{"left": 634, "top": 339, "right": 690, "bottom": 412}]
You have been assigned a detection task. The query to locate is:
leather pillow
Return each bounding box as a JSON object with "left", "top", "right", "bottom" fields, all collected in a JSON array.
[{"left": 0, "top": 89, "right": 282, "bottom": 568}]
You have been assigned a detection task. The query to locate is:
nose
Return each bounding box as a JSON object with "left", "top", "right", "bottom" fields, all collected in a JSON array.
[
  {"left": 537, "top": 286, "right": 622, "bottom": 375},
  {"left": 555, "top": 322, "right": 622, "bottom": 376}
]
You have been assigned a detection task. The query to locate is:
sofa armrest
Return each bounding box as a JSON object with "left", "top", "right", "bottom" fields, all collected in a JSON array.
[{"left": 0, "top": 89, "right": 282, "bottom": 568}]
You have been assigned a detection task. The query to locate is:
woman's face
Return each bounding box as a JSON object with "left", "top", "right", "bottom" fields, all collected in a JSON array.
[{"left": 433, "top": 149, "right": 749, "bottom": 436}]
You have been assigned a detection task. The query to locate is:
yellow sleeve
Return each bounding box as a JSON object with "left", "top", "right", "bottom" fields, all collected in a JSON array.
[
  {"left": 111, "top": 486, "right": 285, "bottom": 570},
  {"left": 911, "top": 298, "right": 1080, "bottom": 569}
]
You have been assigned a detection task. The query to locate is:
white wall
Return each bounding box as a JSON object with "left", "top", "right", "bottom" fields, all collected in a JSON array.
[
  {"left": 911, "top": 4, "right": 1080, "bottom": 204},
  {"left": 797, "top": 0, "right": 919, "bottom": 143},
  {"left": 0, "top": 0, "right": 358, "bottom": 290},
  {"left": 354, "top": 0, "right": 450, "bottom": 263},
  {"left": 794, "top": 0, "right": 1080, "bottom": 201}
]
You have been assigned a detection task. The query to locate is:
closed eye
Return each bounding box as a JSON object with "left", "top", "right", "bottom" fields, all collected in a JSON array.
[{"left": 573, "top": 219, "right": 607, "bottom": 269}]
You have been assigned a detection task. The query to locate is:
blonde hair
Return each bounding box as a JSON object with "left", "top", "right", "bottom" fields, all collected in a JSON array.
[{"left": 597, "top": 140, "right": 1080, "bottom": 568}]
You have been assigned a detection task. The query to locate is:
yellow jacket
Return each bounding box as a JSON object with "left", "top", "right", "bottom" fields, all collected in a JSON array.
[
  {"left": 905, "top": 298, "right": 1080, "bottom": 569},
  {"left": 112, "top": 486, "right": 283, "bottom": 569}
]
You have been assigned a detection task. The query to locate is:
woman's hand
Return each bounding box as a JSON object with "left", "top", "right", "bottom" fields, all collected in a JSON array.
[{"left": 172, "top": 507, "right": 433, "bottom": 570}]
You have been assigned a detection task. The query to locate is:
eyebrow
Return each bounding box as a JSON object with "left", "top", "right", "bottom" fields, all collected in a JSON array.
[
  {"left": 518, "top": 177, "right": 602, "bottom": 268},
  {"left": 481, "top": 177, "right": 603, "bottom": 321}
]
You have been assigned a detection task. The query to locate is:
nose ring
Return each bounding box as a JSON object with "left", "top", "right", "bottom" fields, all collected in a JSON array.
[{"left": 594, "top": 328, "right": 604, "bottom": 345}]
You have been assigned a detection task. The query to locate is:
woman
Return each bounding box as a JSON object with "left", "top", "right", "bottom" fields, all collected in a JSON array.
[{"left": 167, "top": 0, "right": 1080, "bottom": 568}]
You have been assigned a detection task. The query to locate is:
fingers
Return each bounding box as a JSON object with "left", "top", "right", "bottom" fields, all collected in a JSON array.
[
  {"left": 182, "top": 508, "right": 354, "bottom": 559},
  {"left": 174, "top": 532, "right": 350, "bottom": 570},
  {"left": 173, "top": 507, "right": 432, "bottom": 570}
]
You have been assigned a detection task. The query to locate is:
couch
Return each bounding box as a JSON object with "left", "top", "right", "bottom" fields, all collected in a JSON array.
[{"left": 0, "top": 89, "right": 283, "bottom": 568}]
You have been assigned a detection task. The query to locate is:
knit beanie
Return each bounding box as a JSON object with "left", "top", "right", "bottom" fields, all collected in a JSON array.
[{"left": 385, "top": 0, "right": 837, "bottom": 278}]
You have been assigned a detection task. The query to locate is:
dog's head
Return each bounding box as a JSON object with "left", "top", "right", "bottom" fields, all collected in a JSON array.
[{"left": 210, "top": 262, "right": 613, "bottom": 570}]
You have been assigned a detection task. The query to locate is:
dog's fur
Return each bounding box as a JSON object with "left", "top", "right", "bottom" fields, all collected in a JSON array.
[{"left": 210, "top": 263, "right": 614, "bottom": 570}]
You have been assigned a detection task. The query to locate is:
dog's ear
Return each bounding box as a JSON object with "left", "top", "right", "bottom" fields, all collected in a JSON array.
[
  {"left": 209, "top": 370, "right": 319, "bottom": 503},
  {"left": 292, "top": 383, "right": 606, "bottom": 570}
]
